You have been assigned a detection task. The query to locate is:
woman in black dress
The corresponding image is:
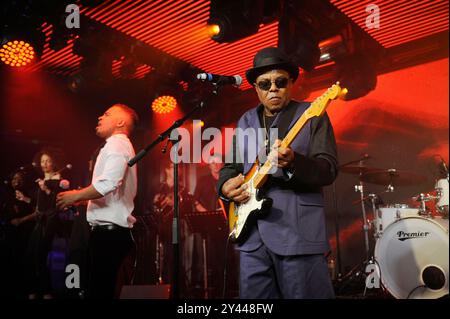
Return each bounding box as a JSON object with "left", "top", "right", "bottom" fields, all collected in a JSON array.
[{"left": 27, "top": 146, "right": 68, "bottom": 299}]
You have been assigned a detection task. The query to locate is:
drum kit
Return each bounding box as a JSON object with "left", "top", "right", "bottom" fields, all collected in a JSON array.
[{"left": 339, "top": 156, "right": 449, "bottom": 299}]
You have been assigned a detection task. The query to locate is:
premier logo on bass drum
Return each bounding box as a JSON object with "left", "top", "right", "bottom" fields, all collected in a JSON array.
[{"left": 396, "top": 230, "right": 430, "bottom": 241}]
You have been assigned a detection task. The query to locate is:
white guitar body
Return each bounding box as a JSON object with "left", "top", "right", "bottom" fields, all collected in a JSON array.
[{"left": 230, "top": 173, "right": 272, "bottom": 242}]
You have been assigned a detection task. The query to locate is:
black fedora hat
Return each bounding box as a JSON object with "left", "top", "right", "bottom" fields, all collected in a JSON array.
[{"left": 246, "top": 47, "right": 299, "bottom": 85}]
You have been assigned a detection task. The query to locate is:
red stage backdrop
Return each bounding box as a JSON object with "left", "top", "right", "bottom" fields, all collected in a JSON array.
[{"left": 300, "top": 58, "right": 449, "bottom": 272}]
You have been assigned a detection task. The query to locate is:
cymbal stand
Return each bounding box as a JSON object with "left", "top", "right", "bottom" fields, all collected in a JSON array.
[
  {"left": 367, "top": 193, "right": 380, "bottom": 241},
  {"left": 355, "top": 178, "right": 370, "bottom": 261},
  {"left": 368, "top": 193, "right": 378, "bottom": 223},
  {"left": 354, "top": 192, "right": 379, "bottom": 297}
]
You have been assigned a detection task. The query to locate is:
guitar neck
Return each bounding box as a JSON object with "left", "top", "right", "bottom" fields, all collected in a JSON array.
[
  {"left": 252, "top": 106, "right": 313, "bottom": 189},
  {"left": 251, "top": 82, "right": 345, "bottom": 189}
]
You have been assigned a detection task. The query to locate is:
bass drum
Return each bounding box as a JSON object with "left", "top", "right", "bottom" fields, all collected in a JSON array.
[{"left": 374, "top": 216, "right": 449, "bottom": 299}]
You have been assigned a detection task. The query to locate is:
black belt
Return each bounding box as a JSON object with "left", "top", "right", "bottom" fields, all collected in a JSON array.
[{"left": 90, "top": 224, "right": 127, "bottom": 231}]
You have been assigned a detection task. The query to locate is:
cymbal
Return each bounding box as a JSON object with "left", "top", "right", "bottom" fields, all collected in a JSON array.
[
  {"left": 339, "top": 164, "right": 380, "bottom": 175},
  {"left": 361, "top": 168, "right": 427, "bottom": 186}
]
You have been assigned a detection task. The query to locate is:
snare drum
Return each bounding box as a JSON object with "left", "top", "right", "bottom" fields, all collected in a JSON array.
[
  {"left": 435, "top": 178, "right": 449, "bottom": 215},
  {"left": 374, "top": 216, "right": 449, "bottom": 299},
  {"left": 374, "top": 205, "right": 419, "bottom": 237}
]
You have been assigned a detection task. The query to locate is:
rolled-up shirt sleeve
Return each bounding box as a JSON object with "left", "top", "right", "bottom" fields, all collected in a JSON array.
[{"left": 92, "top": 151, "right": 128, "bottom": 196}]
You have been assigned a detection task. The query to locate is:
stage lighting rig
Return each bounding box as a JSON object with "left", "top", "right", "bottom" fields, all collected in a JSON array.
[
  {"left": 277, "top": 0, "right": 321, "bottom": 71},
  {"left": 151, "top": 95, "right": 178, "bottom": 114},
  {"left": 0, "top": 40, "right": 35, "bottom": 67},
  {"left": 207, "top": 0, "right": 266, "bottom": 43},
  {"left": 144, "top": 71, "right": 184, "bottom": 114},
  {"left": 1, "top": 18, "right": 45, "bottom": 67}
]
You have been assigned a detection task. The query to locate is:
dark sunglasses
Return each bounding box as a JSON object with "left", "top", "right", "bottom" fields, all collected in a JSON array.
[{"left": 255, "top": 77, "right": 290, "bottom": 91}]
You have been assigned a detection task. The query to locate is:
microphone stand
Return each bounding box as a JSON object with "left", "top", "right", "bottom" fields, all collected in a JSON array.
[{"left": 128, "top": 84, "right": 221, "bottom": 299}]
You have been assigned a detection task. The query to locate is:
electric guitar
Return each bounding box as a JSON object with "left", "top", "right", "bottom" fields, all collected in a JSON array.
[{"left": 228, "top": 82, "right": 347, "bottom": 243}]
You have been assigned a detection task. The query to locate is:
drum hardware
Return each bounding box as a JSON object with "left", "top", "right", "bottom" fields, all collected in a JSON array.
[
  {"left": 412, "top": 193, "right": 437, "bottom": 217},
  {"left": 368, "top": 194, "right": 379, "bottom": 235},
  {"left": 352, "top": 186, "right": 394, "bottom": 206},
  {"left": 336, "top": 156, "right": 383, "bottom": 294},
  {"left": 339, "top": 158, "right": 448, "bottom": 298},
  {"left": 336, "top": 156, "right": 379, "bottom": 280},
  {"left": 360, "top": 168, "right": 428, "bottom": 186},
  {"left": 336, "top": 162, "right": 382, "bottom": 298},
  {"left": 354, "top": 179, "right": 371, "bottom": 261},
  {"left": 343, "top": 160, "right": 383, "bottom": 261},
  {"left": 352, "top": 188, "right": 393, "bottom": 240},
  {"left": 340, "top": 164, "right": 380, "bottom": 175},
  {"left": 348, "top": 167, "right": 418, "bottom": 259}
]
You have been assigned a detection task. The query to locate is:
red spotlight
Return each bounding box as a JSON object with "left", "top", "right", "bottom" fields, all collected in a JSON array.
[
  {"left": 151, "top": 95, "right": 177, "bottom": 114},
  {"left": 0, "top": 40, "right": 35, "bottom": 67}
]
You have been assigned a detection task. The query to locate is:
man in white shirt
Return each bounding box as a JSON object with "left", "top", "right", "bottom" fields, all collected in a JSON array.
[{"left": 57, "top": 103, "right": 138, "bottom": 298}]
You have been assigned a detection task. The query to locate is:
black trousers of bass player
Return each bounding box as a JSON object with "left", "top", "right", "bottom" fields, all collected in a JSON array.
[{"left": 87, "top": 225, "right": 133, "bottom": 299}]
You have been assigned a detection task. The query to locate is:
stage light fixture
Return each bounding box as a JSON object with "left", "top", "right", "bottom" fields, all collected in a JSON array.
[
  {"left": 0, "top": 40, "right": 35, "bottom": 67},
  {"left": 0, "top": 20, "right": 44, "bottom": 67},
  {"left": 67, "top": 73, "right": 85, "bottom": 93},
  {"left": 207, "top": 0, "right": 264, "bottom": 43},
  {"left": 206, "top": 24, "right": 221, "bottom": 38},
  {"left": 151, "top": 95, "right": 178, "bottom": 114},
  {"left": 277, "top": 0, "right": 321, "bottom": 71},
  {"left": 318, "top": 35, "right": 348, "bottom": 63},
  {"left": 210, "top": 24, "right": 221, "bottom": 36}
]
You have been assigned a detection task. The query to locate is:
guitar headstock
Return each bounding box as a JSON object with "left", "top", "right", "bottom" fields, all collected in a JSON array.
[{"left": 305, "top": 82, "right": 347, "bottom": 118}]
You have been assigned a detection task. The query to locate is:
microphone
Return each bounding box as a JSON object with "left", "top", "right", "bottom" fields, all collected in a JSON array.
[
  {"left": 53, "top": 164, "right": 73, "bottom": 176},
  {"left": 196, "top": 73, "right": 242, "bottom": 87}
]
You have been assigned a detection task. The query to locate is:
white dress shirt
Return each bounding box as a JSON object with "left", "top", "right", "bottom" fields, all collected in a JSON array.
[{"left": 87, "top": 133, "right": 137, "bottom": 228}]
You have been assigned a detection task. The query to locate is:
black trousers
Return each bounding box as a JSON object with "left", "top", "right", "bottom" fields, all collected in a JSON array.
[
  {"left": 27, "top": 213, "right": 61, "bottom": 296},
  {"left": 87, "top": 225, "right": 133, "bottom": 299},
  {"left": 67, "top": 209, "right": 90, "bottom": 298}
]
